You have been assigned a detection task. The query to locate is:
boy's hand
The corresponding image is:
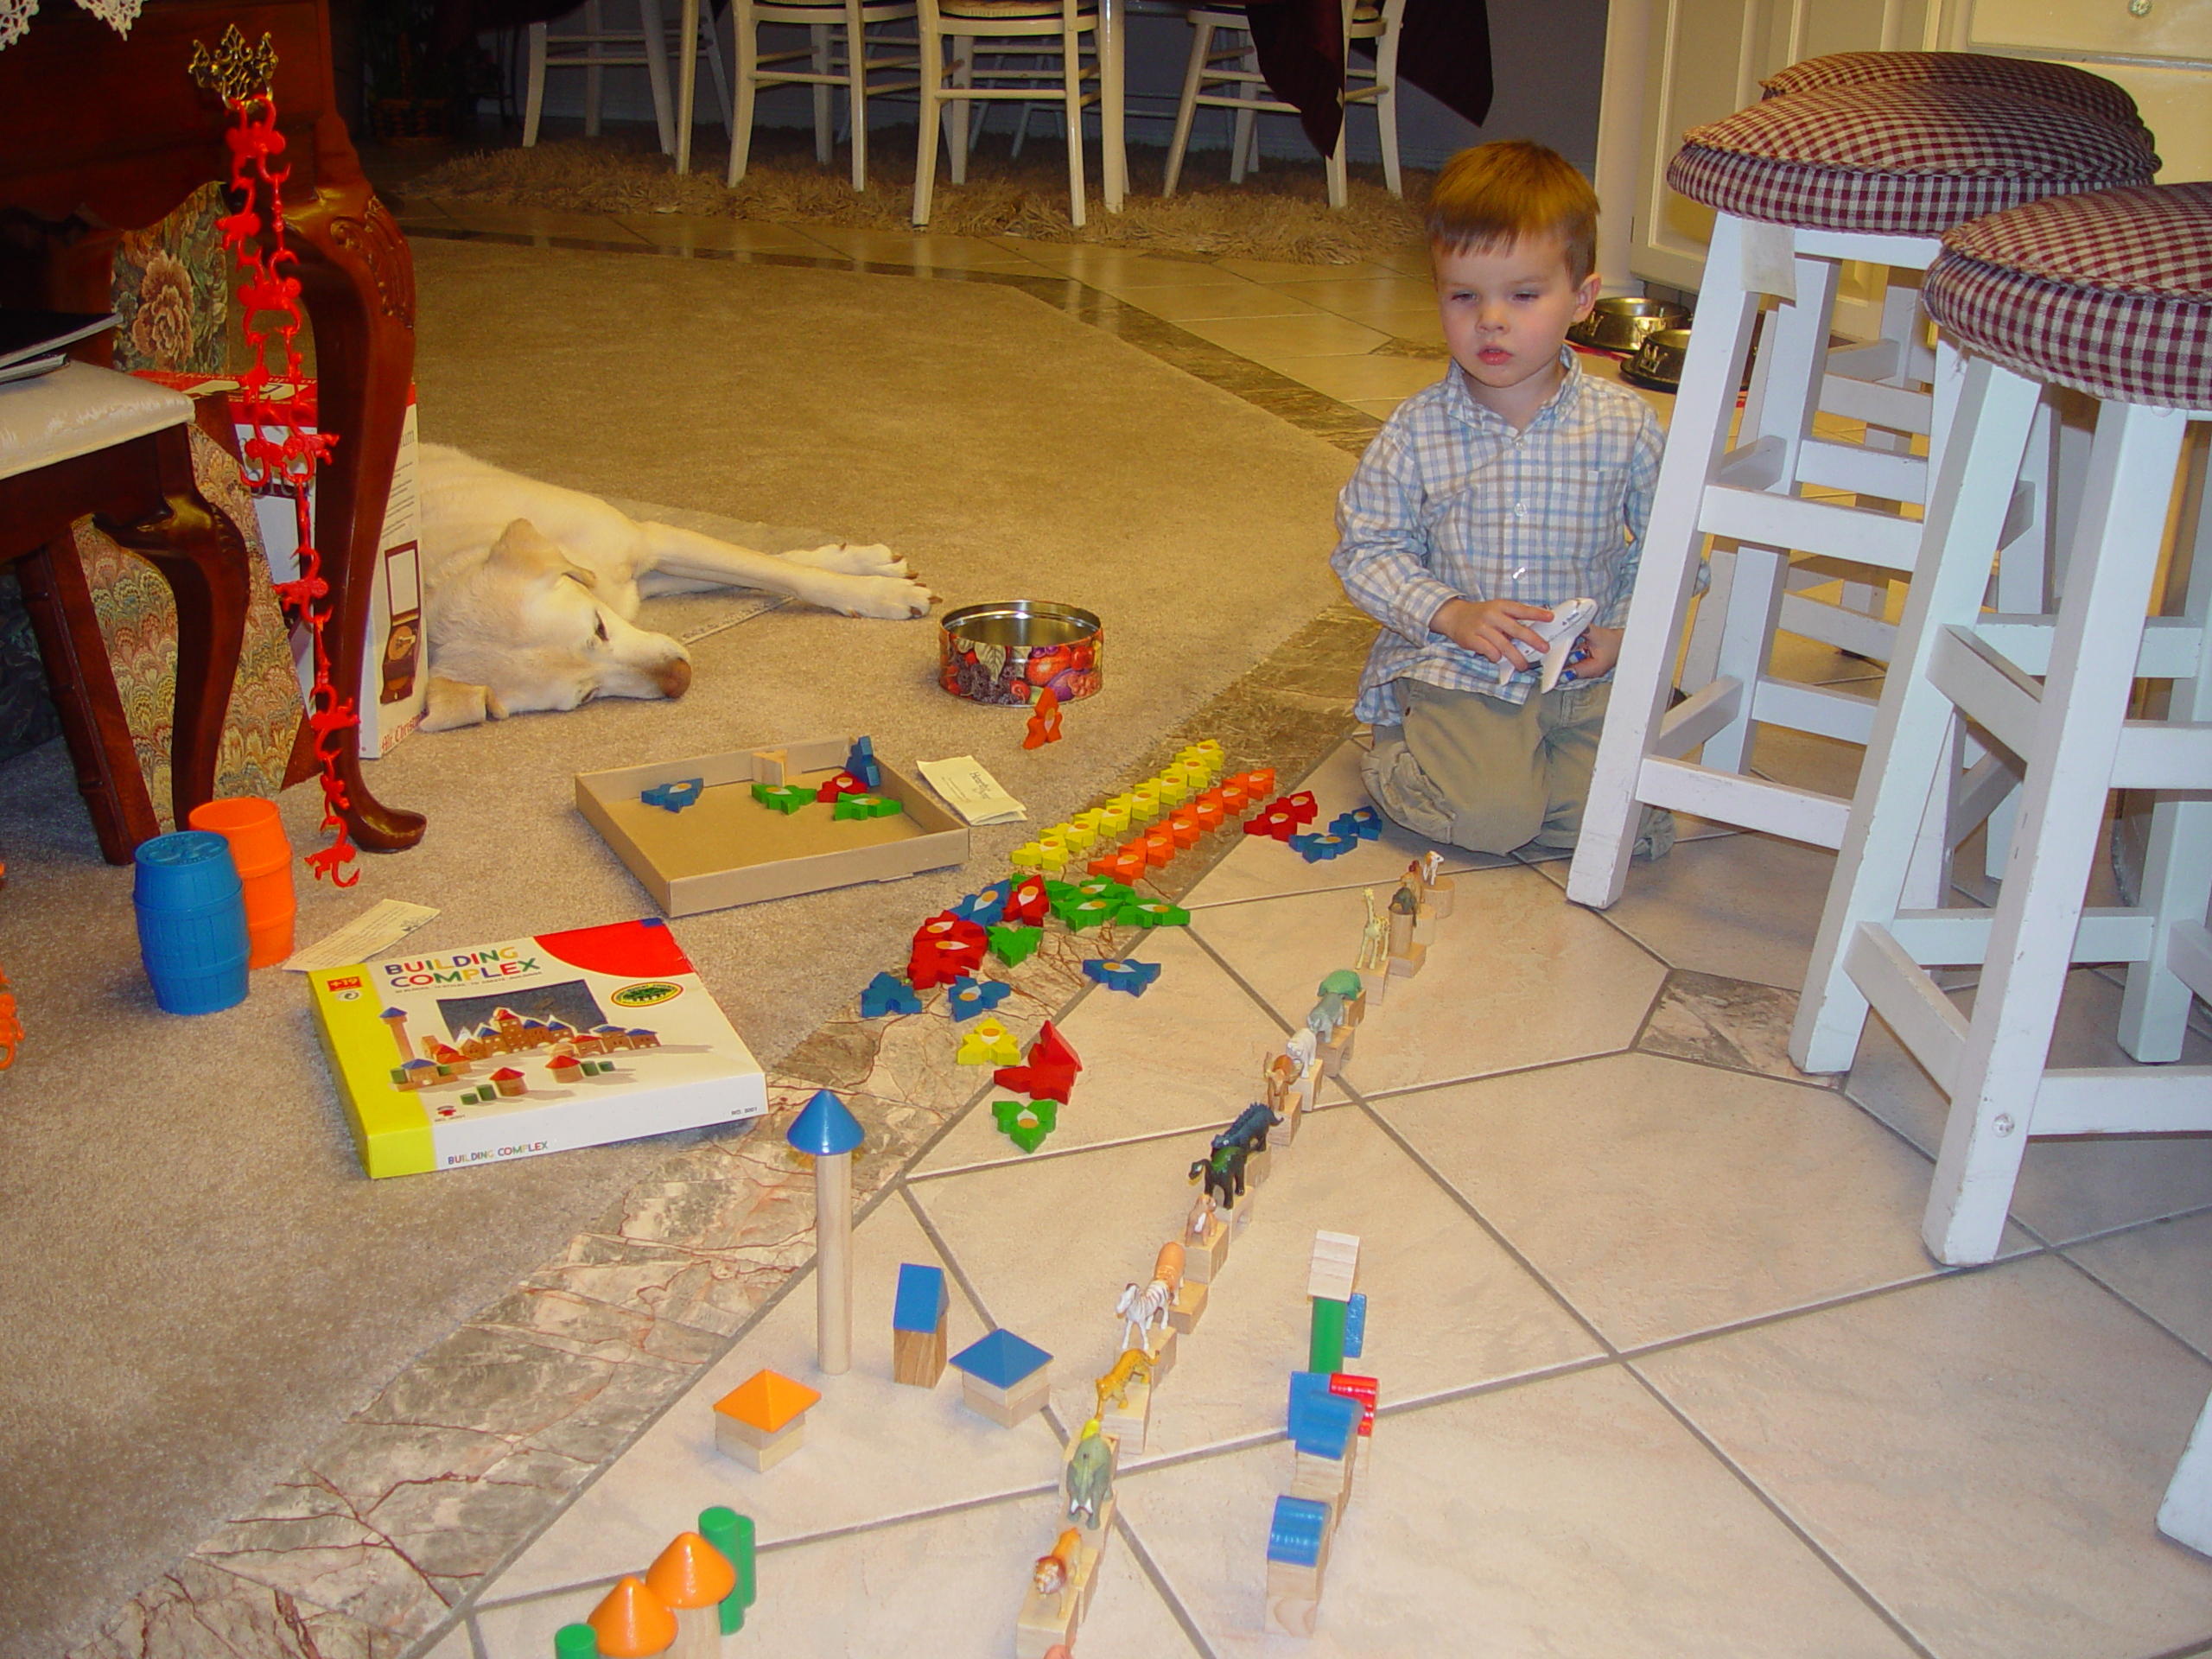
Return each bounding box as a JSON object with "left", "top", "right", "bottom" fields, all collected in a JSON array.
[
  {"left": 1431, "top": 597, "right": 1556, "bottom": 671},
  {"left": 1559, "top": 626, "right": 1624, "bottom": 684}
]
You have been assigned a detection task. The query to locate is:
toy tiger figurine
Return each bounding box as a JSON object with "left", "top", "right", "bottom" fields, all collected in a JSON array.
[{"left": 1093, "top": 1346, "right": 1153, "bottom": 1419}]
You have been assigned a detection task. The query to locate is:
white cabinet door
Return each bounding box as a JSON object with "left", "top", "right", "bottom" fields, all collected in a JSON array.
[{"left": 1968, "top": 0, "right": 2212, "bottom": 64}]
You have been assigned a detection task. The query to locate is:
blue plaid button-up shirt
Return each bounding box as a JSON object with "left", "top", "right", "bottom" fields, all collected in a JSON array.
[{"left": 1332, "top": 351, "right": 1662, "bottom": 721}]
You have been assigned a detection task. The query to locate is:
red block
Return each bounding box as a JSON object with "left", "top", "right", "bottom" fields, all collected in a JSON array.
[
  {"left": 1283, "top": 791, "right": 1318, "bottom": 825},
  {"left": 994, "top": 1062, "right": 1077, "bottom": 1103},
  {"left": 1007, "top": 876, "right": 1050, "bottom": 925},
  {"left": 816, "top": 771, "right": 866, "bottom": 803},
  {"left": 1329, "top": 1372, "right": 1378, "bottom": 1434},
  {"left": 910, "top": 911, "right": 988, "bottom": 988},
  {"left": 1032, "top": 1020, "right": 1083, "bottom": 1071}
]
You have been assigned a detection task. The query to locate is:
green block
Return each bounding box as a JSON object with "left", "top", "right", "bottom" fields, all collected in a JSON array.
[
  {"left": 1309, "top": 1295, "right": 1348, "bottom": 1375},
  {"left": 754, "top": 783, "right": 809, "bottom": 814},
  {"left": 1319, "top": 969, "right": 1364, "bottom": 999},
  {"left": 870, "top": 795, "right": 903, "bottom": 818},
  {"left": 833, "top": 792, "right": 874, "bottom": 821},
  {"left": 991, "top": 1096, "right": 1058, "bottom": 1153},
  {"left": 1125, "top": 900, "right": 1191, "bottom": 928},
  {"left": 1064, "top": 899, "right": 1116, "bottom": 931},
  {"left": 989, "top": 924, "right": 1042, "bottom": 967},
  {"left": 1042, "top": 879, "right": 1079, "bottom": 906},
  {"left": 699, "top": 1505, "right": 756, "bottom": 1632},
  {"left": 554, "top": 1624, "right": 597, "bottom": 1659}
]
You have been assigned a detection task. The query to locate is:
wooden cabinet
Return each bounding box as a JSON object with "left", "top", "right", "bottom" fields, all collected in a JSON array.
[{"left": 1594, "top": 0, "right": 2209, "bottom": 330}]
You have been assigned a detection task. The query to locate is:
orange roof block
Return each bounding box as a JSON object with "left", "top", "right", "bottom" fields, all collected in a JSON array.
[
  {"left": 714, "top": 1368, "right": 820, "bottom": 1433},
  {"left": 645, "top": 1530, "right": 736, "bottom": 1610},
  {"left": 588, "top": 1574, "right": 676, "bottom": 1657}
]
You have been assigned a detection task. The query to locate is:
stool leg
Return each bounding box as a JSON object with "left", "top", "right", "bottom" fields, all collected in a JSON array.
[
  {"left": 2162, "top": 1387, "right": 2212, "bottom": 1557},
  {"left": 812, "top": 24, "right": 835, "bottom": 165},
  {"left": 1163, "top": 19, "right": 1211, "bottom": 197},
  {"left": 912, "top": 29, "right": 943, "bottom": 226},
  {"left": 2118, "top": 430, "right": 2212, "bottom": 1062},
  {"left": 524, "top": 22, "right": 550, "bottom": 146},
  {"left": 1790, "top": 357, "right": 2042, "bottom": 1076},
  {"left": 728, "top": 6, "right": 759, "bottom": 185},
  {"left": 1924, "top": 401, "right": 2189, "bottom": 1266},
  {"left": 639, "top": 0, "right": 677, "bottom": 154},
  {"left": 1567, "top": 213, "right": 1762, "bottom": 909}
]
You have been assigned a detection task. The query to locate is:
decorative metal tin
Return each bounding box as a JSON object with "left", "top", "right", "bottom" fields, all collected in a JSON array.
[{"left": 939, "top": 601, "right": 1103, "bottom": 706}]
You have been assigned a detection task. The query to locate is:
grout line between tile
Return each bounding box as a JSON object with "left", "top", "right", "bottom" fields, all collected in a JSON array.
[
  {"left": 2046, "top": 1244, "right": 2212, "bottom": 1365},
  {"left": 899, "top": 1181, "right": 1004, "bottom": 1339},
  {"left": 1109, "top": 1503, "right": 1227, "bottom": 1659},
  {"left": 1620, "top": 1358, "right": 1941, "bottom": 1659},
  {"left": 1181, "top": 923, "right": 1299, "bottom": 1035}
]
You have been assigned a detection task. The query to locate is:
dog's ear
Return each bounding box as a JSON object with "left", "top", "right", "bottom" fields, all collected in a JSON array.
[
  {"left": 486, "top": 518, "right": 598, "bottom": 589},
  {"left": 420, "top": 677, "right": 511, "bottom": 732}
]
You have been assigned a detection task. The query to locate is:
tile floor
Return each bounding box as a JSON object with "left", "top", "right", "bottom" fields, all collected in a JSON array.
[{"left": 308, "top": 193, "right": 2212, "bottom": 1656}]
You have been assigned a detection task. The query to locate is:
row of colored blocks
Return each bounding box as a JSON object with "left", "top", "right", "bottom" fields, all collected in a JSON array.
[
  {"left": 1013, "top": 764, "right": 1279, "bottom": 882},
  {"left": 1288, "top": 807, "right": 1382, "bottom": 864}
]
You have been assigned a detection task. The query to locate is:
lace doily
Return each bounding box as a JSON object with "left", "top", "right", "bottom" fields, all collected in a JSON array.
[{"left": 0, "top": 0, "right": 143, "bottom": 51}]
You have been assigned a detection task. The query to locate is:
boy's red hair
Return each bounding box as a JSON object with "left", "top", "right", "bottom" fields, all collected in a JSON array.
[{"left": 1426, "top": 141, "right": 1599, "bottom": 283}]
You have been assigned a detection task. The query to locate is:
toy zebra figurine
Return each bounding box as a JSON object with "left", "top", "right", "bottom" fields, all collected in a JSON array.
[
  {"left": 1114, "top": 1240, "right": 1183, "bottom": 1350},
  {"left": 1214, "top": 1102, "right": 1282, "bottom": 1160},
  {"left": 1094, "top": 1347, "right": 1153, "bottom": 1419},
  {"left": 1188, "top": 1141, "right": 1248, "bottom": 1209}
]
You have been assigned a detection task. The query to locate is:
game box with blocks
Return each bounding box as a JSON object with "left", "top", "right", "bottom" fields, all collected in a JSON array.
[
  {"left": 307, "top": 918, "right": 766, "bottom": 1178},
  {"left": 575, "top": 737, "right": 970, "bottom": 916}
]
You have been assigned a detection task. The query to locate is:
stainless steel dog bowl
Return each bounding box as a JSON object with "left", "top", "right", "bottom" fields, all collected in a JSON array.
[
  {"left": 939, "top": 600, "right": 1103, "bottom": 706},
  {"left": 1622, "top": 326, "right": 1694, "bottom": 392},
  {"left": 1569, "top": 296, "right": 1688, "bottom": 353}
]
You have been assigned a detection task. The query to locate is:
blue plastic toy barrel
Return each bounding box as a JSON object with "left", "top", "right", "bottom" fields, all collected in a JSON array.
[{"left": 134, "top": 830, "right": 250, "bottom": 1015}]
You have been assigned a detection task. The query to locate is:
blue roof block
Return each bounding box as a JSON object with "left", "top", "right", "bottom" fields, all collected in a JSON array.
[
  {"left": 893, "top": 1263, "right": 948, "bottom": 1334},
  {"left": 1287, "top": 1373, "right": 1360, "bottom": 1458},
  {"left": 1343, "top": 1291, "right": 1367, "bottom": 1359},
  {"left": 1268, "top": 1496, "right": 1332, "bottom": 1567},
  {"left": 949, "top": 1327, "right": 1051, "bottom": 1389},
  {"left": 786, "top": 1089, "right": 866, "bottom": 1156}
]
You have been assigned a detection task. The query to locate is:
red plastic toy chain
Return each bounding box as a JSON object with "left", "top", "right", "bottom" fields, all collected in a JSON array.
[{"left": 213, "top": 82, "right": 359, "bottom": 886}]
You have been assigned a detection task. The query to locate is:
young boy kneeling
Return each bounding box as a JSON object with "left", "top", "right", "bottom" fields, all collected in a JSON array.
[{"left": 1333, "top": 141, "right": 1673, "bottom": 860}]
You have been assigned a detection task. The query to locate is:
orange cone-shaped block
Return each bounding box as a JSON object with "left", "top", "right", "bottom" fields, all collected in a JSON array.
[
  {"left": 588, "top": 1575, "right": 677, "bottom": 1657},
  {"left": 646, "top": 1532, "right": 734, "bottom": 1659}
]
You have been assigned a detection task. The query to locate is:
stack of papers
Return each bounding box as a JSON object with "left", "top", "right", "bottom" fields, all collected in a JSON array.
[
  {"left": 0, "top": 309, "right": 119, "bottom": 386},
  {"left": 916, "top": 756, "right": 1027, "bottom": 826}
]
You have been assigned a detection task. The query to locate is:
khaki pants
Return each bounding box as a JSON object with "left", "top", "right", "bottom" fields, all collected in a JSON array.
[{"left": 1363, "top": 677, "right": 1674, "bottom": 858}]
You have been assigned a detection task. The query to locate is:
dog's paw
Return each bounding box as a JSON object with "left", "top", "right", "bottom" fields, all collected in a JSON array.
[
  {"left": 785, "top": 541, "right": 906, "bottom": 579},
  {"left": 834, "top": 573, "right": 935, "bottom": 619}
]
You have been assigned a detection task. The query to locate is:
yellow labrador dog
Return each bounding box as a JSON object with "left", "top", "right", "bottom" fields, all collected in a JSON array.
[{"left": 418, "top": 444, "right": 931, "bottom": 730}]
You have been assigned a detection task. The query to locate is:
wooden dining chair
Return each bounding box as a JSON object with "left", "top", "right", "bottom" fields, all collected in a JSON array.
[
  {"left": 912, "top": 0, "right": 1103, "bottom": 227},
  {"left": 728, "top": 0, "right": 921, "bottom": 191},
  {"left": 0, "top": 363, "right": 251, "bottom": 861}
]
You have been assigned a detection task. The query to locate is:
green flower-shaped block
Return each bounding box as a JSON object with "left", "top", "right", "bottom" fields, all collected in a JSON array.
[
  {"left": 988, "top": 924, "right": 1043, "bottom": 967},
  {"left": 751, "top": 782, "right": 810, "bottom": 814},
  {"left": 1123, "top": 900, "right": 1191, "bottom": 928},
  {"left": 991, "top": 1096, "right": 1058, "bottom": 1154}
]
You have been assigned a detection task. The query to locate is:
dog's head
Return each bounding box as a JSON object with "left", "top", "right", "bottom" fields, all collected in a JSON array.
[{"left": 421, "top": 519, "right": 691, "bottom": 731}]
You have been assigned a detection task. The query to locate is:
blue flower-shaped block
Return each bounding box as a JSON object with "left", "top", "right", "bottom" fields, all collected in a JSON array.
[
  {"left": 951, "top": 881, "right": 1010, "bottom": 928},
  {"left": 860, "top": 970, "right": 923, "bottom": 1019},
  {"left": 1329, "top": 806, "right": 1382, "bottom": 841},
  {"left": 946, "top": 976, "right": 1014, "bottom": 1020},
  {"left": 1287, "top": 831, "right": 1356, "bottom": 864},
  {"left": 844, "top": 735, "right": 882, "bottom": 790},
  {"left": 1084, "top": 957, "right": 1160, "bottom": 997},
  {"left": 640, "top": 777, "right": 704, "bottom": 812}
]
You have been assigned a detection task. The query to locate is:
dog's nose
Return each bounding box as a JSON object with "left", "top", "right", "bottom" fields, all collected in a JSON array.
[{"left": 657, "top": 658, "right": 693, "bottom": 699}]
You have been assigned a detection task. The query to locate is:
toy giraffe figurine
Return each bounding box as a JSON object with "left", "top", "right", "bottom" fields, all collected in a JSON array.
[{"left": 1356, "top": 887, "right": 1389, "bottom": 1005}]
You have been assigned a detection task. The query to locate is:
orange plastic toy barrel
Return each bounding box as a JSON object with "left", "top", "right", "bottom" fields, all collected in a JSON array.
[{"left": 187, "top": 798, "right": 296, "bottom": 968}]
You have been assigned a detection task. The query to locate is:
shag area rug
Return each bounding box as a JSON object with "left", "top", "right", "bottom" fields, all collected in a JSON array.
[
  {"left": 408, "top": 126, "right": 1431, "bottom": 264},
  {"left": 0, "top": 234, "right": 1357, "bottom": 1658}
]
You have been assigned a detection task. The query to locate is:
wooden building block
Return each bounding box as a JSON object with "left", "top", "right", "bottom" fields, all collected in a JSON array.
[
  {"left": 749, "top": 748, "right": 788, "bottom": 785},
  {"left": 714, "top": 1413, "right": 805, "bottom": 1472},
  {"left": 1264, "top": 1550, "right": 1326, "bottom": 1639},
  {"left": 1389, "top": 939, "right": 1427, "bottom": 978},
  {"left": 1424, "top": 874, "right": 1455, "bottom": 918},
  {"left": 1244, "top": 1147, "right": 1272, "bottom": 1191},
  {"left": 893, "top": 1323, "right": 947, "bottom": 1388},
  {"left": 1098, "top": 1373, "right": 1153, "bottom": 1452},
  {"left": 1145, "top": 1325, "right": 1178, "bottom": 1383},
  {"left": 1168, "top": 1277, "right": 1209, "bottom": 1334},
  {"left": 962, "top": 1372, "right": 1050, "bottom": 1427},
  {"left": 1412, "top": 900, "right": 1437, "bottom": 946},
  {"left": 1318, "top": 1027, "right": 1354, "bottom": 1080},
  {"left": 1292, "top": 1447, "right": 1354, "bottom": 1515},
  {"left": 1185, "top": 1215, "right": 1230, "bottom": 1284}
]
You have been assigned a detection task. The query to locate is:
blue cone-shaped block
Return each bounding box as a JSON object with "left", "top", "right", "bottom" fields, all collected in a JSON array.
[{"left": 788, "top": 1088, "right": 865, "bottom": 1156}]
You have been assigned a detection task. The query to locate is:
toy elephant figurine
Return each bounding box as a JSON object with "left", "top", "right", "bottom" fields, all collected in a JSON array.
[
  {"left": 1065, "top": 1417, "right": 1115, "bottom": 1524},
  {"left": 1306, "top": 990, "right": 1350, "bottom": 1042}
]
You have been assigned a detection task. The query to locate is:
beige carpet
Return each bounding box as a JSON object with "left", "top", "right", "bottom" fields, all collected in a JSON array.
[
  {"left": 0, "top": 237, "right": 1356, "bottom": 1656},
  {"left": 409, "top": 127, "right": 1431, "bottom": 264}
]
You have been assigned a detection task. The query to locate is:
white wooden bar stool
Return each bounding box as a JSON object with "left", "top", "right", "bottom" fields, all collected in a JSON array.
[
  {"left": 1787, "top": 181, "right": 2212, "bottom": 1268},
  {"left": 1679, "top": 52, "right": 2158, "bottom": 695},
  {"left": 912, "top": 0, "right": 1104, "bottom": 227},
  {"left": 1565, "top": 78, "right": 2158, "bottom": 911},
  {"left": 524, "top": 0, "right": 731, "bottom": 155},
  {"left": 2166, "top": 1389, "right": 2212, "bottom": 1557}
]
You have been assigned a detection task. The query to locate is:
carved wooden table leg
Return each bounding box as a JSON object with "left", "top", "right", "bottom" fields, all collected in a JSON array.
[{"left": 287, "top": 117, "right": 426, "bottom": 853}]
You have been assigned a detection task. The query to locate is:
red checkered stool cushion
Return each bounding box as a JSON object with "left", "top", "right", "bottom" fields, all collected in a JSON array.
[
  {"left": 1669, "top": 83, "right": 2159, "bottom": 237},
  {"left": 1760, "top": 50, "right": 2152, "bottom": 146},
  {"left": 1924, "top": 181, "right": 2212, "bottom": 410}
]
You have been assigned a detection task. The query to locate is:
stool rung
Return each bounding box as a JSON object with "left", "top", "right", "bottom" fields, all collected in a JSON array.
[
  {"left": 1885, "top": 906, "right": 2157, "bottom": 967},
  {"left": 1700, "top": 483, "right": 1922, "bottom": 570},
  {"left": 1653, "top": 677, "right": 1740, "bottom": 759},
  {"left": 1779, "top": 592, "right": 1893, "bottom": 659},
  {"left": 1929, "top": 626, "right": 2038, "bottom": 760},
  {"left": 1796, "top": 436, "right": 1926, "bottom": 505},
  {"left": 1636, "top": 757, "right": 1849, "bottom": 846},
  {"left": 1948, "top": 749, "right": 2020, "bottom": 848},
  {"left": 1751, "top": 677, "right": 1877, "bottom": 745},
  {"left": 2171, "top": 921, "right": 2212, "bottom": 1003},
  {"left": 2035, "top": 1070, "right": 2212, "bottom": 1135},
  {"left": 1819, "top": 372, "right": 1932, "bottom": 437},
  {"left": 1845, "top": 922, "right": 1967, "bottom": 1094},
  {"left": 1974, "top": 615, "right": 2205, "bottom": 679}
]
